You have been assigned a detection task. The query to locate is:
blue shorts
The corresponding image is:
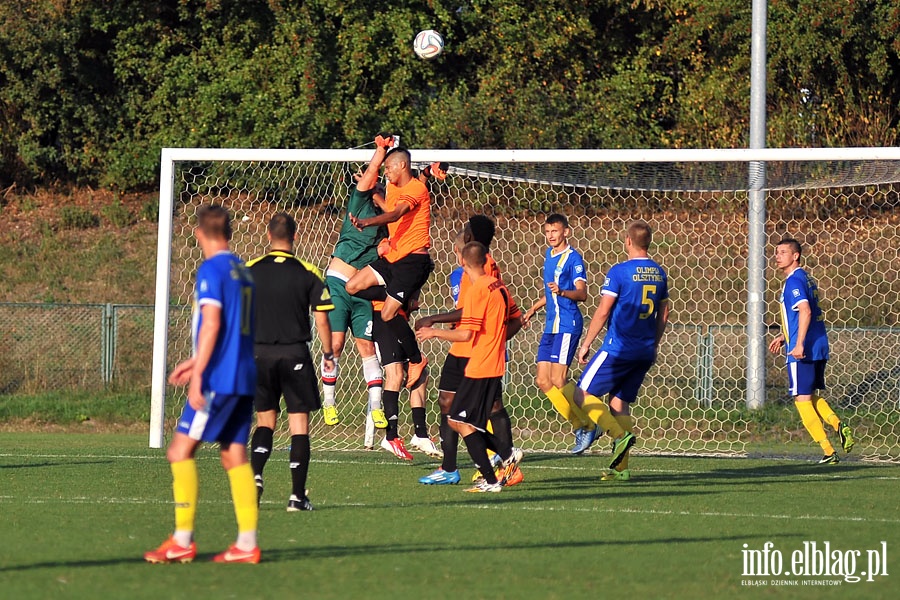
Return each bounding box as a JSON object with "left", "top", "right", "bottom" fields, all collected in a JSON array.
[
  {"left": 577, "top": 351, "right": 653, "bottom": 404},
  {"left": 788, "top": 360, "right": 826, "bottom": 396},
  {"left": 536, "top": 332, "right": 581, "bottom": 366},
  {"left": 176, "top": 392, "right": 254, "bottom": 445}
]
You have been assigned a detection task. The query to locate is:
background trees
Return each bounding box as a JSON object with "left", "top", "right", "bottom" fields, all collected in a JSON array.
[{"left": 1, "top": 0, "right": 898, "bottom": 190}]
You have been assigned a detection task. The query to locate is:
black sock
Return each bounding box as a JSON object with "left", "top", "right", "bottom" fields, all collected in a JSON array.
[
  {"left": 289, "top": 434, "right": 311, "bottom": 498},
  {"left": 250, "top": 426, "right": 274, "bottom": 478},
  {"left": 383, "top": 389, "right": 400, "bottom": 439},
  {"left": 440, "top": 413, "right": 458, "bottom": 472},
  {"left": 489, "top": 407, "right": 514, "bottom": 459},
  {"left": 411, "top": 406, "right": 428, "bottom": 439},
  {"left": 385, "top": 315, "right": 422, "bottom": 362},
  {"left": 462, "top": 433, "right": 497, "bottom": 484}
]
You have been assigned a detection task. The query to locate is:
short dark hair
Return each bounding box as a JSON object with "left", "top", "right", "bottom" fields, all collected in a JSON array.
[
  {"left": 461, "top": 241, "right": 488, "bottom": 269},
  {"left": 627, "top": 220, "right": 652, "bottom": 250},
  {"left": 385, "top": 147, "right": 411, "bottom": 166},
  {"left": 267, "top": 212, "right": 296, "bottom": 242},
  {"left": 545, "top": 213, "right": 568, "bottom": 228},
  {"left": 465, "top": 215, "right": 496, "bottom": 248},
  {"left": 196, "top": 204, "right": 231, "bottom": 241},
  {"left": 777, "top": 237, "right": 802, "bottom": 257}
]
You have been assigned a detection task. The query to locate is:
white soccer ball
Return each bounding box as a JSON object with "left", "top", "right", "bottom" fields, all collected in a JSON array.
[{"left": 413, "top": 29, "right": 444, "bottom": 60}]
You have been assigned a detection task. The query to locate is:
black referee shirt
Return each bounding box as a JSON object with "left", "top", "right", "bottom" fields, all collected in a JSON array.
[{"left": 246, "top": 250, "right": 334, "bottom": 345}]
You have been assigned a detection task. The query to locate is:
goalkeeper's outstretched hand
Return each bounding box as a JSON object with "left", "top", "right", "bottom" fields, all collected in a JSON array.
[
  {"left": 423, "top": 161, "right": 449, "bottom": 181},
  {"left": 375, "top": 132, "right": 397, "bottom": 149}
]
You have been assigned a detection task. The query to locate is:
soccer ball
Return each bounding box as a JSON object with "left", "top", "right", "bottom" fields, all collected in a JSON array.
[{"left": 413, "top": 30, "right": 444, "bottom": 60}]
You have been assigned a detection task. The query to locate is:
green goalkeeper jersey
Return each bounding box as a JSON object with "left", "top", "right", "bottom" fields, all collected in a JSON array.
[{"left": 332, "top": 188, "right": 387, "bottom": 269}]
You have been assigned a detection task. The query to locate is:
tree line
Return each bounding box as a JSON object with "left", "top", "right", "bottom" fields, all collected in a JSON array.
[{"left": 1, "top": 0, "right": 898, "bottom": 191}]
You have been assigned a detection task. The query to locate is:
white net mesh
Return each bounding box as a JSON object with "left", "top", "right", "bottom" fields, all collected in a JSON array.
[{"left": 156, "top": 151, "right": 900, "bottom": 462}]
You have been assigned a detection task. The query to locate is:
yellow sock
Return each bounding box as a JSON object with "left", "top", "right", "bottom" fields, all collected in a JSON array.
[
  {"left": 581, "top": 394, "right": 625, "bottom": 439},
  {"left": 171, "top": 459, "right": 198, "bottom": 533},
  {"left": 614, "top": 414, "right": 635, "bottom": 470},
  {"left": 562, "top": 382, "right": 593, "bottom": 429},
  {"left": 796, "top": 401, "right": 835, "bottom": 455},
  {"left": 545, "top": 386, "right": 584, "bottom": 429},
  {"left": 227, "top": 463, "right": 259, "bottom": 535},
  {"left": 813, "top": 395, "right": 841, "bottom": 432}
]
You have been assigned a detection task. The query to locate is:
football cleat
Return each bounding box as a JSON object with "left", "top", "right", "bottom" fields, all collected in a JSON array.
[
  {"left": 502, "top": 466, "right": 524, "bottom": 487},
  {"left": 410, "top": 435, "right": 443, "bottom": 458},
  {"left": 500, "top": 447, "right": 524, "bottom": 484},
  {"left": 609, "top": 432, "right": 636, "bottom": 470},
  {"left": 419, "top": 468, "right": 461, "bottom": 485},
  {"left": 465, "top": 480, "right": 502, "bottom": 493},
  {"left": 287, "top": 494, "right": 314, "bottom": 512},
  {"left": 322, "top": 405, "right": 340, "bottom": 426},
  {"left": 405, "top": 356, "right": 429, "bottom": 389},
  {"left": 571, "top": 425, "right": 601, "bottom": 455},
  {"left": 212, "top": 544, "right": 261, "bottom": 564},
  {"left": 839, "top": 422, "right": 855, "bottom": 453},
  {"left": 380, "top": 437, "right": 414, "bottom": 461},
  {"left": 370, "top": 408, "right": 388, "bottom": 429},
  {"left": 818, "top": 453, "right": 840, "bottom": 465},
  {"left": 144, "top": 536, "right": 197, "bottom": 564},
  {"left": 601, "top": 469, "right": 631, "bottom": 482},
  {"left": 471, "top": 453, "right": 503, "bottom": 482}
]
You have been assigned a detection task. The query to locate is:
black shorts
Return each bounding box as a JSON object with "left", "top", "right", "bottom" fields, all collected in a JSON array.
[
  {"left": 438, "top": 354, "right": 469, "bottom": 393},
  {"left": 449, "top": 376, "right": 503, "bottom": 431},
  {"left": 369, "top": 253, "right": 434, "bottom": 307},
  {"left": 254, "top": 344, "right": 321, "bottom": 414}
]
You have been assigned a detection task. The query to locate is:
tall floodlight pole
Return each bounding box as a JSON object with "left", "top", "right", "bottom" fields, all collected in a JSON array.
[{"left": 747, "top": 0, "right": 768, "bottom": 409}]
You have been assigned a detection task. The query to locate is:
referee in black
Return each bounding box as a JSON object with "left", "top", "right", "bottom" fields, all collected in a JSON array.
[{"left": 246, "top": 212, "right": 335, "bottom": 512}]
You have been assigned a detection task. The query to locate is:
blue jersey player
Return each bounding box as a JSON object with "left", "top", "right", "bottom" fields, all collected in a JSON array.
[
  {"left": 572, "top": 221, "right": 670, "bottom": 481},
  {"left": 145, "top": 205, "right": 261, "bottom": 564},
  {"left": 768, "top": 238, "right": 854, "bottom": 464},
  {"left": 522, "top": 214, "right": 596, "bottom": 454}
]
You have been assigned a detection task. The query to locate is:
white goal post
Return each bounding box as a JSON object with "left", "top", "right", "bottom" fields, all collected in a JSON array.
[{"left": 152, "top": 147, "right": 900, "bottom": 462}]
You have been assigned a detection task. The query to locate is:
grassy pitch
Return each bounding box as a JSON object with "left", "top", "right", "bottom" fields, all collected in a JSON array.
[{"left": 1, "top": 433, "right": 898, "bottom": 599}]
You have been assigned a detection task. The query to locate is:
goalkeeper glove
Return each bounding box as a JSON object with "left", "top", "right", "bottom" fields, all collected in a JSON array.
[
  {"left": 374, "top": 132, "right": 398, "bottom": 149},
  {"left": 425, "top": 161, "right": 449, "bottom": 181}
]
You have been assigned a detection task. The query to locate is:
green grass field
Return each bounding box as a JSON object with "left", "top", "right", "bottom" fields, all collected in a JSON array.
[{"left": 1, "top": 433, "right": 898, "bottom": 599}]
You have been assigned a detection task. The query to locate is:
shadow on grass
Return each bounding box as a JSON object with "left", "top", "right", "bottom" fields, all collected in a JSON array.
[
  {"left": 0, "top": 531, "right": 763, "bottom": 571},
  {"left": 0, "top": 459, "right": 114, "bottom": 470}
]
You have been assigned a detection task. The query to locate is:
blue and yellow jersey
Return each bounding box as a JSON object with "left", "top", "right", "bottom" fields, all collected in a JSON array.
[
  {"left": 779, "top": 267, "right": 829, "bottom": 363},
  {"left": 542, "top": 246, "right": 586, "bottom": 334},
  {"left": 599, "top": 257, "right": 668, "bottom": 361},
  {"left": 449, "top": 266, "right": 463, "bottom": 305},
  {"left": 192, "top": 250, "right": 257, "bottom": 396}
]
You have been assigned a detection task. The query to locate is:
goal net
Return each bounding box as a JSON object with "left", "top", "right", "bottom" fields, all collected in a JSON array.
[{"left": 152, "top": 148, "right": 900, "bottom": 463}]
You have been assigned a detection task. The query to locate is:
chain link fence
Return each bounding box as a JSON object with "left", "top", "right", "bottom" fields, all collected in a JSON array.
[{"left": 0, "top": 303, "right": 170, "bottom": 394}]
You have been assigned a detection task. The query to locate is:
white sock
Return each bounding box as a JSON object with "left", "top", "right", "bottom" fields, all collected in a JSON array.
[
  {"left": 173, "top": 530, "right": 192, "bottom": 548},
  {"left": 321, "top": 356, "right": 339, "bottom": 407},
  {"left": 236, "top": 530, "right": 257, "bottom": 551},
  {"left": 362, "top": 355, "right": 383, "bottom": 410}
]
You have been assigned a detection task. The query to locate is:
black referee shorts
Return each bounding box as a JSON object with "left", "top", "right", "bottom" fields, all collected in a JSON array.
[{"left": 254, "top": 344, "right": 321, "bottom": 414}]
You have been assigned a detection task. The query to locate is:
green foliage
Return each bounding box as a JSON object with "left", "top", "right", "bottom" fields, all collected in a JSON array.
[
  {"left": 58, "top": 206, "right": 100, "bottom": 230},
  {"left": 101, "top": 199, "right": 134, "bottom": 227},
  {"left": 1, "top": 0, "right": 898, "bottom": 190}
]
